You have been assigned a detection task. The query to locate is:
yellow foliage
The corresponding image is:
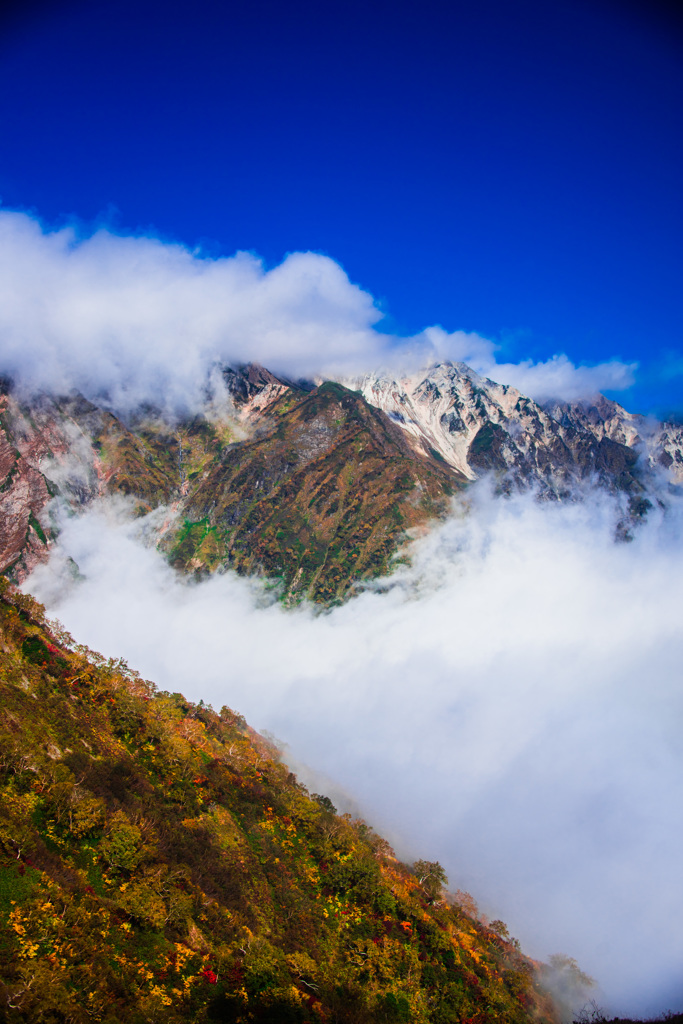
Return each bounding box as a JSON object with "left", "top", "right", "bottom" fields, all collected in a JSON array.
[{"left": 100, "top": 809, "right": 144, "bottom": 869}]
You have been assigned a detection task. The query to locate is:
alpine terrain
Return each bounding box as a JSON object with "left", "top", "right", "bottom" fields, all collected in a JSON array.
[{"left": 0, "top": 361, "right": 680, "bottom": 598}]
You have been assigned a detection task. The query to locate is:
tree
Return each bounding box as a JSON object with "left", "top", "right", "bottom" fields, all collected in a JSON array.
[{"left": 412, "top": 859, "right": 448, "bottom": 904}]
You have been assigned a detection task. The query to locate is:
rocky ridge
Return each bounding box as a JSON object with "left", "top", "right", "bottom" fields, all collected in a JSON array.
[{"left": 345, "top": 363, "right": 679, "bottom": 494}]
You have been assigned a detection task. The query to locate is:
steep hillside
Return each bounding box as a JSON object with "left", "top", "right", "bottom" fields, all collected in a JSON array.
[
  {"left": 170, "top": 381, "right": 462, "bottom": 601},
  {"left": 0, "top": 389, "right": 239, "bottom": 581},
  {"left": 0, "top": 581, "right": 557, "bottom": 1023}
]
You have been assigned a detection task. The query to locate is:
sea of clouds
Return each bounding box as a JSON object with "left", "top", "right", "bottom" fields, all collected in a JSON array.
[{"left": 25, "top": 485, "right": 683, "bottom": 1020}]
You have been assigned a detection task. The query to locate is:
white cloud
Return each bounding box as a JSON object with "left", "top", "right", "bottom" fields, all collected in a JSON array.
[
  {"left": 25, "top": 485, "right": 683, "bottom": 1019},
  {"left": 491, "top": 353, "right": 638, "bottom": 402},
  {"left": 0, "top": 211, "right": 387, "bottom": 414},
  {"left": 419, "top": 326, "right": 638, "bottom": 402},
  {"left": 0, "top": 210, "right": 636, "bottom": 412}
]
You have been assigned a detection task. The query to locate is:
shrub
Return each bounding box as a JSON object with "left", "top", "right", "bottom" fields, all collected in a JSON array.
[{"left": 100, "top": 811, "right": 144, "bottom": 870}]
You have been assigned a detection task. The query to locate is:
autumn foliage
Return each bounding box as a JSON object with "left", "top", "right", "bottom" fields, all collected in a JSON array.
[{"left": 0, "top": 580, "right": 557, "bottom": 1023}]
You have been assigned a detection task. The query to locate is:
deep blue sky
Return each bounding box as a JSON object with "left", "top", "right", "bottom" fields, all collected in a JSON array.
[{"left": 0, "top": 0, "right": 681, "bottom": 414}]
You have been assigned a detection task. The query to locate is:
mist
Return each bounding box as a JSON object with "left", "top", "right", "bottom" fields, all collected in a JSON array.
[
  {"left": 0, "top": 210, "right": 635, "bottom": 413},
  {"left": 25, "top": 484, "right": 683, "bottom": 1019}
]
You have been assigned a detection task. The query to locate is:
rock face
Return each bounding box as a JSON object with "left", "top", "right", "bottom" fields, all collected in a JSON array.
[
  {"left": 0, "top": 390, "right": 93, "bottom": 580},
  {"left": 222, "top": 363, "right": 308, "bottom": 421},
  {"left": 0, "top": 407, "right": 50, "bottom": 579},
  {"left": 346, "top": 363, "right": 677, "bottom": 497},
  {"left": 1, "top": 361, "right": 681, "bottom": 597}
]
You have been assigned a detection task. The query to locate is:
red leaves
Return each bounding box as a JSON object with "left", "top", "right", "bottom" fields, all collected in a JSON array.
[
  {"left": 200, "top": 967, "right": 218, "bottom": 984},
  {"left": 223, "top": 964, "right": 244, "bottom": 985}
]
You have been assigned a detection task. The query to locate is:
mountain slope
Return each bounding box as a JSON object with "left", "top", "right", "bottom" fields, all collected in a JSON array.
[
  {"left": 0, "top": 389, "right": 239, "bottom": 580},
  {"left": 1, "top": 361, "right": 682, "bottom": 599},
  {"left": 170, "top": 381, "right": 463, "bottom": 601},
  {"left": 0, "top": 374, "right": 464, "bottom": 600},
  {"left": 0, "top": 581, "right": 558, "bottom": 1023},
  {"left": 345, "top": 363, "right": 667, "bottom": 500}
]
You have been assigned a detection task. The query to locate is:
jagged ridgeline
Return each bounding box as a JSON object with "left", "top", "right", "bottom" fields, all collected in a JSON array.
[
  {"left": 0, "top": 582, "right": 558, "bottom": 1023},
  {"left": 2, "top": 362, "right": 681, "bottom": 602}
]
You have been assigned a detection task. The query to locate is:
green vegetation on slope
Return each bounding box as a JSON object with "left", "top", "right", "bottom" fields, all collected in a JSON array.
[
  {"left": 95, "top": 413, "right": 234, "bottom": 513},
  {"left": 0, "top": 581, "right": 555, "bottom": 1023}
]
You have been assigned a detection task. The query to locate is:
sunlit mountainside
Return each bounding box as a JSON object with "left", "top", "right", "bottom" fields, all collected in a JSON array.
[{"left": 0, "top": 581, "right": 559, "bottom": 1023}]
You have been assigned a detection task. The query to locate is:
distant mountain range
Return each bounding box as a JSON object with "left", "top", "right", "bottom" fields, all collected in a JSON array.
[{"left": 2, "top": 362, "right": 681, "bottom": 599}]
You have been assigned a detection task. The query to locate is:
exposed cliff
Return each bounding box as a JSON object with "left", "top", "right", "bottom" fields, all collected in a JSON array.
[{"left": 345, "top": 363, "right": 673, "bottom": 500}]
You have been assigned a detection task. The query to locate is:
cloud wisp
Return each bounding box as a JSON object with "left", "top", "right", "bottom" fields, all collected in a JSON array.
[
  {"left": 25, "top": 485, "right": 683, "bottom": 1019},
  {"left": 417, "top": 327, "right": 637, "bottom": 402},
  {"left": 0, "top": 210, "right": 635, "bottom": 413}
]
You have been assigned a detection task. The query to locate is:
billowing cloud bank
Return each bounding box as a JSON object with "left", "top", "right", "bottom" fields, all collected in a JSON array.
[
  {"left": 26, "top": 486, "right": 683, "bottom": 1018},
  {"left": 0, "top": 210, "right": 635, "bottom": 412}
]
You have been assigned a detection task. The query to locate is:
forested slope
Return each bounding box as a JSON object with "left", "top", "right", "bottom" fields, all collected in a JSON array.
[{"left": 0, "top": 581, "right": 557, "bottom": 1024}]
